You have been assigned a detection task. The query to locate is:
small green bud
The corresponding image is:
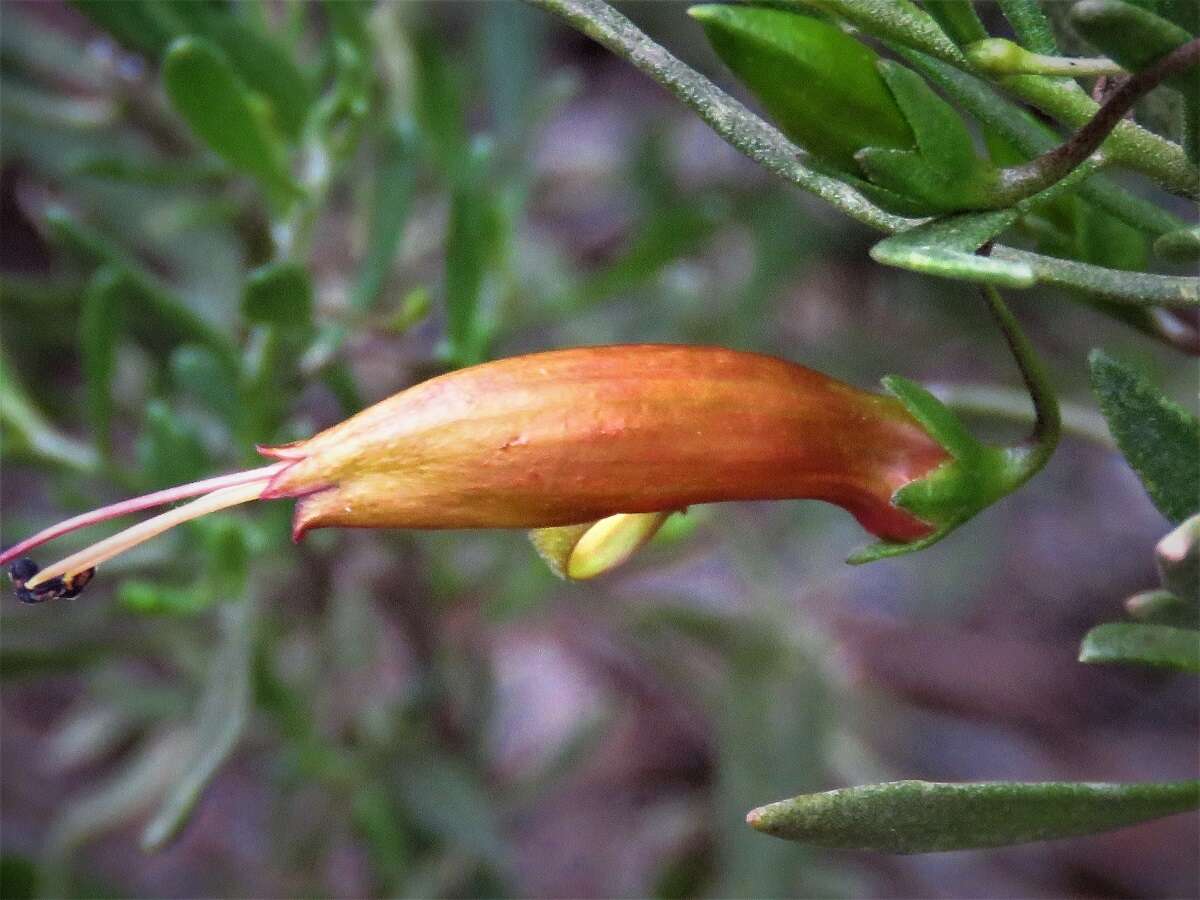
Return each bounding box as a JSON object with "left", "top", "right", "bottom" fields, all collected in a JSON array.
[{"left": 965, "top": 38, "right": 1033, "bottom": 74}]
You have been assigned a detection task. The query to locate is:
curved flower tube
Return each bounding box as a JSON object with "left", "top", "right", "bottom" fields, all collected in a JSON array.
[{"left": 3, "top": 345, "right": 951, "bottom": 599}]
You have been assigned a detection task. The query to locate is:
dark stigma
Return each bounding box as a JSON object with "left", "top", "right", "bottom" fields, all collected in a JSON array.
[{"left": 8, "top": 557, "right": 95, "bottom": 603}]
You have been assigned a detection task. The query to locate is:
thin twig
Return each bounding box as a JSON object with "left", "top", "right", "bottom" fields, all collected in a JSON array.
[{"left": 996, "top": 39, "right": 1200, "bottom": 202}]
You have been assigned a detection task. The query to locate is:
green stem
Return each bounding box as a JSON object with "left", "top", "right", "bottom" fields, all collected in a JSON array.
[
  {"left": 526, "top": 0, "right": 1200, "bottom": 308},
  {"left": 895, "top": 46, "right": 1188, "bottom": 236},
  {"left": 979, "top": 284, "right": 1061, "bottom": 482},
  {"left": 929, "top": 382, "right": 1112, "bottom": 446},
  {"left": 523, "top": 0, "right": 912, "bottom": 234},
  {"left": 992, "top": 39, "right": 1200, "bottom": 204},
  {"left": 1001, "top": 72, "right": 1199, "bottom": 198}
]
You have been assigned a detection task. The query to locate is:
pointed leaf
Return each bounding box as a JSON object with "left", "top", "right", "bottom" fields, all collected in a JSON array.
[
  {"left": 1089, "top": 350, "right": 1200, "bottom": 524},
  {"left": 784, "top": 0, "right": 966, "bottom": 65},
  {"left": 242, "top": 261, "right": 313, "bottom": 328},
  {"left": 79, "top": 266, "right": 125, "bottom": 458},
  {"left": 747, "top": 779, "right": 1200, "bottom": 852},
  {"left": 689, "top": 4, "right": 913, "bottom": 172},
  {"left": 876, "top": 60, "right": 977, "bottom": 176},
  {"left": 162, "top": 37, "right": 302, "bottom": 205},
  {"left": 870, "top": 210, "right": 1034, "bottom": 287},
  {"left": 1079, "top": 622, "right": 1200, "bottom": 672},
  {"left": 350, "top": 125, "right": 416, "bottom": 314}
]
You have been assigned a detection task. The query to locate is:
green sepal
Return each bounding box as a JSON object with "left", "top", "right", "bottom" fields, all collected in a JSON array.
[{"left": 848, "top": 376, "right": 1027, "bottom": 563}]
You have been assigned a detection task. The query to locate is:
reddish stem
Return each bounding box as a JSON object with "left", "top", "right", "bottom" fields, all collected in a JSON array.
[{"left": 0, "top": 463, "right": 287, "bottom": 568}]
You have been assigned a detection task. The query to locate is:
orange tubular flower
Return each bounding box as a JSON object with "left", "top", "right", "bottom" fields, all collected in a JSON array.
[{"left": 3, "top": 345, "right": 950, "bottom": 600}]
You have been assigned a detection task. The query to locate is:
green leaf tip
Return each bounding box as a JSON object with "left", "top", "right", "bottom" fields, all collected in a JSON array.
[
  {"left": 869, "top": 211, "right": 1037, "bottom": 289},
  {"left": 162, "top": 36, "right": 303, "bottom": 207},
  {"left": 1079, "top": 622, "right": 1200, "bottom": 672},
  {"left": 1088, "top": 349, "right": 1200, "bottom": 525},
  {"left": 746, "top": 779, "right": 1200, "bottom": 853}
]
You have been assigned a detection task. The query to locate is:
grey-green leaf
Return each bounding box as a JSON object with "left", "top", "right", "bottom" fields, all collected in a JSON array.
[
  {"left": 1157, "top": 515, "right": 1200, "bottom": 605},
  {"left": 79, "top": 266, "right": 125, "bottom": 458},
  {"left": 162, "top": 36, "right": 302, "bottom": 206},
  {"left": 784, "top": 0, "right": 967, "bottom": 67},
  {"left": 747, "top": 779, "right": 1200, "bottom": 852},
  {"left": 870, "top": 210, "right": 1033, "bottom": 287},
  {"left": 1079, "top": 622, "right": 1200, "bottom": 672},
  {"left": 1088, "top": 350, "right": 1200, "bottom": 524},
  {"left": 141, "top": 595, "right": 257, "bottom": 851}
]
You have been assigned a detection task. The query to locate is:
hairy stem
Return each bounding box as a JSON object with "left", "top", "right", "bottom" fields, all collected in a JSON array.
[
  {"left": 527, "top": 0, "right": 1198, "bottom": 311},
  {"left": 523, "top": 0, "right": 913, "bottom": 233}
]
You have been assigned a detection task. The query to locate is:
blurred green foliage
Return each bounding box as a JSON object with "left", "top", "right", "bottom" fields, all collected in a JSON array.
[{"left": 0, "top": 1, "right": 1197, "bottom": 897}]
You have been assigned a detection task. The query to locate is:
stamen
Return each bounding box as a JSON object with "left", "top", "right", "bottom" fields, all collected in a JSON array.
[
  {"left": 23, "top": 480, "right": 270, "bottom": 589},
  {"left": 0, "top": 463, "right": 287, "bottom": 568}
]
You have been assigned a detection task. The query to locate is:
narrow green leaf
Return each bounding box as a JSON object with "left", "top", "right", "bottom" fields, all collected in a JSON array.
[
  {"left": 242, "top": 261, "right": 314, "bottom": 328},
  {"left": 784, "top": 0, "right": 967, "bottom": 66},
  {"left": 350, "top": 126, "right": 416, "bottom": 314},
  {"left": 43, "top": 209, "right": 238, "bottom": 369},
  {"left": 412, "top": 29, "right": 470, "bottom": 181},
  {"left": 141, "top": 596, "right": 257, "bottom": 851},
  {"left": 0, "top": 354, "right": 98, "bottom": 474},
  {"left": 136, "top": 400, "right": 210, "bottom": 489},
  {"left": 169, "top": 345, "right": 240, "bottom": 426},
  {"left": 1079, "top": 622, "right": 1200, "bottom": 672},
  {"left": 1071, "top": 0, "right": 1193, "bottom": 85},
  {"left": 444, "top": 147, "right": 499, "bottom": 367},
  {"left": 923, "top": 0, "right": 989, "bottom": 45},
  {"left": 1125, "top": 590, "right": 1199, "bottom": 628},
  {"left": 162, "top": 36, "right": 302, "bottom": 205},
  {"left": 996, "top": 0, "right": 1060, "bottom": 55},
  {"left": 1088, "top": 350, "right": 1200, "bottom": 523},
  {"left": 875, "top": 60, "right": 978, "bottom": 176},
  {"left": 747, "top": 779, "right": 1200, "bottom": 852},
  {"left": 689, "top": 5, "right": 914, "bottom": 172},
  {"left": 167, "top": 9, "right": 314, "bottom": 140},
  {"left": 870, "top": 210, "right": 1034, "bottom": 287},
  {"left": 78, "top": 266, "right": 125, "bottom": 458},
  {"left": 891, "top": 46, "right": 1188, "bottom": 238}
]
